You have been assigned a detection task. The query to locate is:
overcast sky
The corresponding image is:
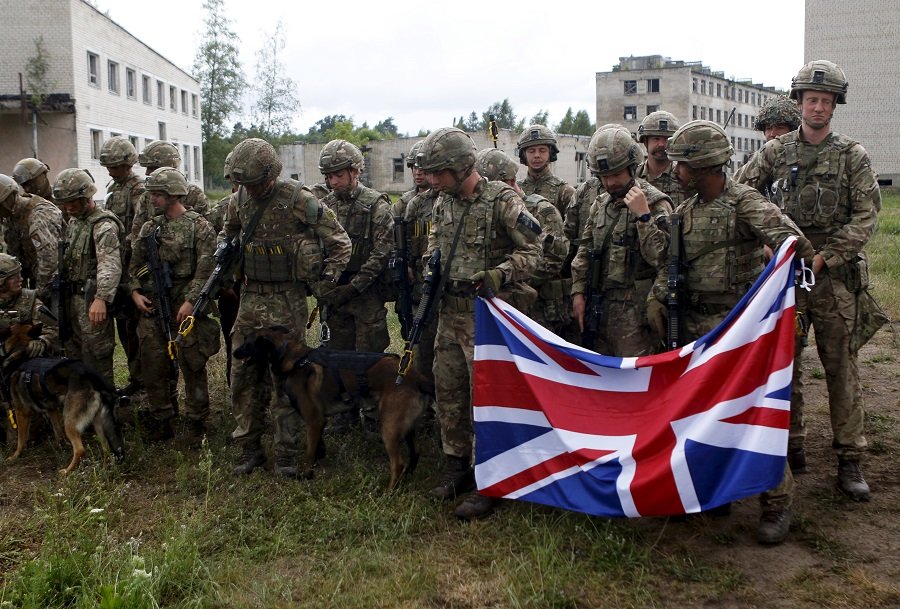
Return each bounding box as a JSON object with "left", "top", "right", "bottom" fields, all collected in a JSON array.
[{"left": 95, "top": 0, "right": 806, "bottom": 135}]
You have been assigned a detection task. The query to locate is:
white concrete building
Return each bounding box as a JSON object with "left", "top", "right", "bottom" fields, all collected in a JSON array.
[
  {"left": 596, "top": 55, "right": 783, "bottom": 172},
  {"left": 0, "top": 0, "right": 203, "bottom": 199}
]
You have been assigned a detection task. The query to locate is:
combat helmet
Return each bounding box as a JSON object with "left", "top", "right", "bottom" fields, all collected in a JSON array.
[
  {"left": 475, "top": 149, "right": 519, "bottom": 182},
  {"left": 637, "top": 111, "right": 680, "bottom": 143},
  {"left": 99, "top": 136, "right": 138, "bottom": 167},
  {"left": 755, "top": 95, "right": 801, "bottom": 131},
  {"left": 790, "top": 60, "right": 848, "bottom": 104},
  {"left": 406, "top": 141, "right": 424, "bottom": 168},
  {"left": 416, "top": 128, "right": 477, "bottom": 174},
  {"left": 145, "top": 167, "right": 189, "bottom": 196},
  {"left": 319, "top": 140, "right": 365, "bottom": 175},
  {"left": 11, "top": 158, "right": 50, "bottom": 185},
  {"left": 52, "top": 168, "right": 97, "bottom": 202},
  {"left": 587, "top": 126, "right": 641, "bottom": 176},
  {"left": 666, "top": 120, "right": 734, "bottom": 169},
  {"left": 225, "top": 138, "right": 283, "bottom": 185},
  {"left": 0, "top": 253, "right": 22, "bottom": 282},
  {"left": 139, "top": 141, "right": 181, "bottom": 168},
  {"left": 0, "top": 174, "right": 20, "bottom": 207},
  {"left": 516, "top": 124, "right": 559, "bottom": 163}
]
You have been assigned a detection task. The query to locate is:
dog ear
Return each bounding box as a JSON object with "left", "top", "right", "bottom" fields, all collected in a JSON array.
[{"left": 28, "top": 323, "right": 43, "bottom": 339}]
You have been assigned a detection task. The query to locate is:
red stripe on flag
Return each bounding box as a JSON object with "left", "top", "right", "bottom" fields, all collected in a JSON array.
[
  {"left": 721, "top": 406, "right": 790, "bottom": 428},
  {"left": 480, "top": 447, "right": 615, "bottom": 497}
]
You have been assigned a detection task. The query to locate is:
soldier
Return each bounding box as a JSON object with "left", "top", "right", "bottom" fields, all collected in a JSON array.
[
  {"left": 476, "top": 148, "right": 570, "bottom": 334},
  {"left": 734, "top": 96, "right": 802, "bottom": 186},
  {"left": 51, "top": 169, "right": 123, "bottom": 386},
  {"left": 737, "top": 61, "right": 881, "bottom": 501},
  {"left": 11, "top": 158, "right": 54, "bottom": 201},
  {"left": 221, "top": 138, "right": 351, "bottom": 478},
  {"left": 570, "top": 125, "right": 672, "bottom": 356},
  {"left": 206, "top": 185, "right": 240, "bottom": 381},
  {"left": 420, "top": 127, "right": 542, "bottom": 520},
  {"left": 647, "top": 120, "right": 814, "bottom": 544},
  {"left": 0, "top": 253, "right": 59, "bottom": 353},
  {"left": 98, "top": 137, "right": 144, "bottom": 397},
  {"left": 636, "top": 111, "right": 690, "bottom": 206},
  {"left": 316, "top": 140, "right": 394, "bottom": 354},
  {"left": 516, "top": 124, "right": 576, "bottom": 217},
  {"left": 0, "top": 174, "right": 63, "bottom": 299},
  {"left": 131, "top": 141, "right": 210, "bottom": 243},
  {"left": 130, "top": 168, "right": 220, "bottom": 444}
]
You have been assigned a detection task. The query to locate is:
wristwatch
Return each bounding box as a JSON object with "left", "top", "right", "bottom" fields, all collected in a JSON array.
[{"left": 636, "top": 212, "right": 652, "bottom": 223}]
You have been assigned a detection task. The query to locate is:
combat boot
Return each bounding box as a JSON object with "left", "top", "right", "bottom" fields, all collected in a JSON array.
[
  {"left": 232, "top": 445, "right": 266, "bottom": 475},
  {"left": 273, "top": 453, "right": 300, "bottom": 479},
  {"left": 453, "top": 492, "right": 499, "bottom": 521},
  {"left": 787, "top": 447, "right": 807, "bottom": 474},
  {"left": 186, "top": 419, "right": 207, "bottom": 449},
  {"left": 757, "top": 508, "right": 792, "bottom": 545},
  {"left": 116, "top": 378, "right": 144, "bottom": 398},
  {"left": 145, "top": 417, "right": 175, "bottom": 443},
  {"left": 430, "top": 455, "right": 475, "bottom": 501},
  {"left": 837, "top": 458, "right": 870, "bottom": 501}
]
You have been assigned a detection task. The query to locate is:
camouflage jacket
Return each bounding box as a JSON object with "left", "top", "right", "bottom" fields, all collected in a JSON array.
[
  {"left": 651, "top": 176, "right": 812, "bottom": 305},
  {"left": 636, "top": 160, "right": 690, "bottom": 207},
  {"left": 571, "top": 178, "right": 672, "bottom": 296},
  {"left": 518, "top": 166, "right": 576, "bottom": 218},
  {"left": 104, "top": 173, "right": 144, "bottom": 253},
  {"left": 565, "top": 176, "right": 604, "bottom": 249},
  {"left": 130, "top": 183, "right": 210, "bottom": 245},
  {"left": 64, "top": 206, "right": 123, "bottom": 303},
  {"left": 396, "top": 188, "right": 438, "bottom": 294},
  {"left": 522, "top": 193, "right": 568, "bottom": 285},
  {"left": 321, "top": 184, "right": 393, "bottom": 293},
  {"left": 736, "top": 130, "right": 880, "bottom": 270},
  {"left": 0, "top": 288, "right": 60, "bottom": 353},
  {"left": 206, "top": 193, "right": 232, "bottom": 235},
  {"left": 3, "top": 193, "right": 63, "bottom": 296},
  {"left": 130, "top": 210, "right": 217, "bottom": 310}
]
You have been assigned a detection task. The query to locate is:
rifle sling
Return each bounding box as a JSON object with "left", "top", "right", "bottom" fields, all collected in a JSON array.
[{"left": 431, "top": 200, "right": 475, "bottom": 309}]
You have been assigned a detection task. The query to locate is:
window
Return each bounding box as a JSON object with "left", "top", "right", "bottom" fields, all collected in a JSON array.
[
  {"left": 392, "top": 157, "right": 404, "bottom": 181},
  {"left": 744, "top": 137, "right": 749, "bottom": 151},
  {"left": 731, "top": 136, "right": 736, "bottom": 148},
  {"left": 623, "top": 105, "right": 637, "bottom": 121},
  {"left": 692, "top": 105, "right": 698, "bottom": 120},
  {"left": 145, "top": 137, "right": 154, "bottom": 149},
  {"left": 646, "top": 78, "right": 659, "bottom": 93},
  {"left": 183, "top": 144, "right": 191, "bottom": 176},
  {"left": 157, "top": 80, "right": 165, "bottom": 108},
  {"left": 169, "top": 86, "right": 177, "bottom": 111},
  {"left": 87, "top": 52, "right": 100, "bottom": 86},
  {"left": 646, "top": 105, "right": 658, "bottom": 115},
  {"left": 701, "top": 80, "right": 706, "bottom": 95},
  {"left": 108, "top": 61, "right": 119, "bottom": 94},
  {"left": 624, "top": 80, "right": 637, "bottom": 95},
  {"left": 751, "top": 92, "right": 756, "bottom": 105},
  {"left": 736, "top": 137, "right": 742, "bottom": 151},
  {"left": 700, "top": 107, "right": 706, "bottom": 120},
  {"left": 716, "top": 109, "right": 722, "bottom": 123},
  {"left": 158, "top": 121, "right": 167, "bottom": 140},
  {"left": 191, "top": 94, "right": 199, "bottom": 118},
  {"left": 90, "top": 130, "right": 102, "bottom": 159},
  {"left": 126, "top": 68, "right": 136, "bottom": 99},
  {"left": 575, "top": 151, "right": 587, "bottom": 183},
  {"left": 142, "top": 75, "right": 151, "bottom": 104},
  {"left": 181, "top": 90, "right": 188, "bottom": 114},
  {"left": 692, "top": 78, "right": 698, "bottom": 92},
  {"left": 110, "top": 131, "right": 121, "bottom": 138},
  {"left": 193, "top": 146, "right": 201, "bottom": 181},
  {"left": 716, "top": 83, "right": 722, "bottom": 97},
  {"left": 129, "top": 136, "right": 139, "bottom": 150}
]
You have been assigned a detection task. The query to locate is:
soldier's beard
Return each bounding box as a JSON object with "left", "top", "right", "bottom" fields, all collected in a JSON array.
[{"left": 608, "top": 178, "right": 635, "bottom": 201}]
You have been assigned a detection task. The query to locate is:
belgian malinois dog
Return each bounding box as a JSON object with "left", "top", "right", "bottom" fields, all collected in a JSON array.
[
  {"left": 233, "top": 326, "right": 434, "bottom": 490},
  {"left": 1, "top": 322, "right": 125, "bottom": 474}
]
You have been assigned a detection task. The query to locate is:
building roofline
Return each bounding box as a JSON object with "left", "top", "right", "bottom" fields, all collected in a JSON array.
[
  {"left": 602, "top": 54, "right": 782, "bottom": 92},
  {"left": 80, "top": 0, "right": 198, "bottom": 85}
]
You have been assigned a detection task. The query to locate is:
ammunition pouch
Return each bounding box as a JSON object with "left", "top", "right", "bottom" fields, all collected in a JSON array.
[
  {"left": 243, "top": 241, "right": 293, "bottom": 282},
  {"left": 833, "top": 253, "right": 869, "bottom": 293}
]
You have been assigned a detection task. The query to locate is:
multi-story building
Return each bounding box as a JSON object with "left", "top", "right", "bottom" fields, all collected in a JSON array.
[
  {"left": 596, "top": 55, "right": 783, "bottom": 173},
  {"left": 0, "top": 0, "right": 203, "bottom": 199},
  {"left": 806, "top": 0, "right": 897, "bottom": 185}
]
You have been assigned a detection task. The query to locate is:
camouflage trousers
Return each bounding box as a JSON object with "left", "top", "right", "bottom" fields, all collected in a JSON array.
[
  {"left": 66, "top": 294, "right": 116, "bottom": 387},
  {"left": 791, "top": 272, "right": 866, "bottom": 458},
  {"left": 591, "top": 295, "right": 658, "bottom": 357},
  {"left": 433, "top": 306, "right": 475, "bottom": 459},
  {"left": 230, "top": 284, "right": 309, "bottom": 457},
  {"left": 137, "top": 313, "right": 220, "bottom": 422},
  {"left": 532, "top": 278, "right": 572, "bottom": 337},
  {"left": 408, "top": 301, "right": 437, "bottom": 384},
  {"left": 328, "top": 289, "right": 390, "bottom": 353}
]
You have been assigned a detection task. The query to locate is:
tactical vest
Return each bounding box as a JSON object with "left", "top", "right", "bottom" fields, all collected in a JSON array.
[
  {"left": 521, "top": 174, "right": 565, "bottom": 211},
  {"left": 328, "top": 186, "right": 388, "bottom": 274},
  {"left": 404, "top": 190, "right": 436, "bottom": 262},
  {"left": 637, "top": 162, "right": 686, "bottom": 207},
  {"left": 765, "top": 132, "right": 856, "bottom": 235},
  {"left": 139, "top": 211, "right": 200, "bottom": 298},
  {"left": 241, "top": 179, "right": 323, "bottom": 283},
  {"left": 681, "top": 192, "right": 765, "bottom": 297},
  {"left": 0, "top": 289, "right": 37, "bottom": 332},
  {"left": 105, "top": 174, "right": 143, "bottom": 228},
  {"left": 566, "top": 177, "right": 601, "bottom": 246},
  {"left": 64, "top": 208, "right": 125, "bottom": 283}
]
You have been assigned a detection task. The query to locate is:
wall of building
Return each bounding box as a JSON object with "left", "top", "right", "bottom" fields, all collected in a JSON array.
[{"left": 805, "top": 0, "right": 898, "bottom": 185}]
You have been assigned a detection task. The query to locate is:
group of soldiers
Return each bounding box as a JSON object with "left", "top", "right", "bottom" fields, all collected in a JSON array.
[{"left": 0, "top": 59, "right": 883, "bottom": 547}]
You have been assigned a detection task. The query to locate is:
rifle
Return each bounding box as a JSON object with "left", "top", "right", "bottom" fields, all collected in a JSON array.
[
  {"left": 582, "top": 248, "right": 604, "bottom": 348},
  {"left": 176, "top": 234, "right": 240, "bottom": 344},
  {"left": 723, "top": 106, "right": 736, "bottom": 129},
  {"left": 142, "top": 226, "right": 179, "bottom": 365},
  {"left": 488, "top": 115, "right": 499, "bottom": 148},
  {"left": 666, "top": 213, "right": 684, "bottom": 350},
  {"left": 51, "top": 240, "right": 71, "bottom": 345},
  {"left": 397, "top": 248, "right": 441, "bottom": 384},
  {"left": 389, "top": 215, "right": 413, "bottom": 340}
]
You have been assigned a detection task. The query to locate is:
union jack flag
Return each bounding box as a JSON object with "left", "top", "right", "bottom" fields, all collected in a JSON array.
[{"left": 473, "top": 238, "right": 801, "bottom": 517}]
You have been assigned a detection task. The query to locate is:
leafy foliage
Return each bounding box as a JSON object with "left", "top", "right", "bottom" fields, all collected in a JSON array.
[{"left": 251, "top": 21, "right": 300, "bottom": 138}]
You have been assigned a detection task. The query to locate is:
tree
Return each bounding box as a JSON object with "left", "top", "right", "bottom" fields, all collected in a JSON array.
[
  {"left": 481, "top": 99, "right": 517, "bottom": 130},
  {"left": 373, "top": 117, "right": 399, "bottom": 139},
  {"left": 528, "top": 110, "right": 550, "bottom": 127},
  {"left": 306, "top": 115, "right": 350, "bottom": 142},
  {"left": 193, "top": 0, "right": 245, "bottom": 147},
  {"left": 570, "top": 110, "right": 595, "bottom": 136},
  {"left": 25, "top": 36, "right": 53, "bottom": 109},
  {"left": 251, "top": 21, "right": 300, "bottom": 137},
  {"left": 462, "top": 112, "right": 481, "bottom": 132},
  {"left": 555, "top": 107, "right": 575, "bottom": 134}
]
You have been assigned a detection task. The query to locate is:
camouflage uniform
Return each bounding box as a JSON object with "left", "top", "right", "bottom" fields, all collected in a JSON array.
[
  {"left": 130, "top": 195, "right": 220, "bottom": 426},
  {"left": 636, "top": 111, "right": 690, "bottom": 207},
  {"left": 0, "top": 176, "right": 63, "bottom": 299},
  {"left": 130, "top": 184, "right": 209, "bottom": 242},
  {"left": 0, "top": 288, "right": 59, "bottom": 354},
  {"left": 635, "top": 162, "right": 687, "bottom": 207},
  {"left": 223, "top": 138, "right": 351, "bottom": 466},
  {"left": 517, "top": 124, "right": 576, "bottom": 217}
]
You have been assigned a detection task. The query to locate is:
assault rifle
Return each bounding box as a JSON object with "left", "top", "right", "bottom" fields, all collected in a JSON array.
[
  {"left": 488, "top": 115, "right": 499, "bottom": 148},
  {"left": 666, "top": 213, "right": 684, "bottom": 350},
  {"left": 143, "top": 227, "right": 178, "bottom": 365},
  {"left": 397, "top": 248, "right": 441, "bottom": 384},
  {"left": 51, "top": 240, "right": 71, "bottom": 344},
  {"left": 582, "top": 248, "right": 604, "bottom": 348},
  {"left": 176, "top": 235, "right": 240, "bottom": 344},
  {"left": 388, "top": 215, "right": 413, "bottom": 340}
]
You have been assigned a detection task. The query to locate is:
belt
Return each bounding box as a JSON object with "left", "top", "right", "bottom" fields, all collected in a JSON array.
[
  {"left": 441, "top": 294, "right": 475, "bottom": 313},
  {"left": 243, "top": 280, "right": 302, "bottom": 294}
]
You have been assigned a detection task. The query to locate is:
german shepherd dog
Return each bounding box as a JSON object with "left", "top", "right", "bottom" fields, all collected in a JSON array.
[
  {"left": 233, "top": 326, "right": 434, "bottom": 490},
  {"left": 1, "top": 322, "right": 125, "bottom": 474}
]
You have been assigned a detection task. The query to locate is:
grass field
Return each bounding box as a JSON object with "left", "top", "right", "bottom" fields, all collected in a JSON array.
[{"left": 0, "top": 189, "right": 897, "bottom": 608}]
